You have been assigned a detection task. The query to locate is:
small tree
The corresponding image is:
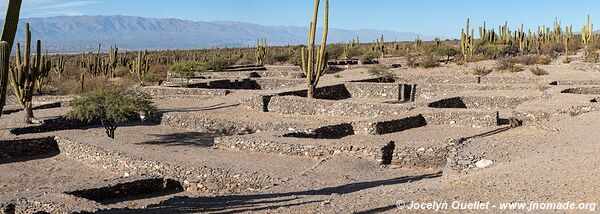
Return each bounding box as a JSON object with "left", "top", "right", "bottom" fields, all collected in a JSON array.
[
  {"left": 436, "top": 45, "right": 459, "bottom": 64},
  {"left": 67, "top": 87, "right": 156, "bottom": 139}
]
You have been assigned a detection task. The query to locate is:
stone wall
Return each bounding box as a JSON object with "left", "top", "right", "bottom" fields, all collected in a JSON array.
[
  {"left": 353, "top": 115, "right": 427, "bottom": 135},
  {"left": 0, "top": 137, "right": 59, "bottom": 161},
  {"left": 344, "top": 82, "right": 416, "bottom": 101},
  {"left": 56, "top": 137, "right": 272, "bottom": 194},
  {"left": 417, "top": 84, "right": 543, "bottom": 100},
  {"left": 214, "top": 135, "right": 451, "bottom": 168},
  {"left": 161, "top": 112, "right": 306, "bottom": 134},
  {"left": 570, "top": 61, "right": 600, "bottom": 72},
  {"left": 140, "top": 86, "right": 230, "bottom": 97},
  {"left": 428, "top": 96, "right": 535, "bottom": 110},
  {"left": 561, "top": 87, "right": 600, "bottom": 95},
  {"left": 422, "top": 109, "right": 498, "bottom": 127},
  {"left": 397, "top": 75, "right": 479, "bottom": 84},
  {"left": 267, "top": 96, "right": 415, "bottom": 118}
]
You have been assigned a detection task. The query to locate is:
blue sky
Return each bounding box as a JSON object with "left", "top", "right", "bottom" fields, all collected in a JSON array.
[{"left": 1, "top": 0, "right": 598, "bottom": 38}]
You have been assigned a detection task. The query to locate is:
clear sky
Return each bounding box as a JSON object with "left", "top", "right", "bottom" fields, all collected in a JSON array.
[{"left": 1, "top": 0, "right": 598, "bottom": 38}]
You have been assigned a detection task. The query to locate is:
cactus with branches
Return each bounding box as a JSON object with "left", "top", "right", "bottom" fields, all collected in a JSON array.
[
  {"left": 8, "top": 23, "right": 51, "bottom": 124},
  {"left": 301, "top": 0, "right": 329, "bottom": 99},
  {"left": 255, "top": 38, "right": 267, "bottom": 65},
  {"left": 132, "top": 50, "right": 150, "bottom": 85},
  {"left": 582, "top": 15, "right": 594, "bottom": 57},
  {"left": 0, "top": 0, "right": 23, "bottom": 119}
]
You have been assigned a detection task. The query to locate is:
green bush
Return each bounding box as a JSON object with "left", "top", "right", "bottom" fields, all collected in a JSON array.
[
  {"left": 203, "top": 58, "right": 232, "bottom": 72},
  {"left": 67, "top": 87, "right": 156, "bottom": 139},
  {"left": 419, "top": 55, "right": 440, "bottom": 68},
  {"left": 435, "top": 45, "right": 459, "bottom": 63},
  {"left": 170, "top": 61, "right": 202, "bottom": 81},
  {"left": 360, "top": 51, "right": 379, "bottom": 64},
  {"left": 368, "top": 65, "right": 396, "bottom": 81}
]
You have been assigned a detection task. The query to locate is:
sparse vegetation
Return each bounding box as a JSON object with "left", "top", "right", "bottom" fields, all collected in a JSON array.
[
  {"left": 367, "top": 65, "right": 396, "bottom": 81},
  {"left": 530, "top": 66, "right": 549, "bottom": 76},
  {"left": 472, "top": 66, "right": 493, "bottom": 76},
  {"left": 67, "top": 87, "right": 156, "bottom": 139}
]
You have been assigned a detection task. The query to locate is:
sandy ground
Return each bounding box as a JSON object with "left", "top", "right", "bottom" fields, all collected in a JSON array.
[{"left": 2, "top": 59, "right": 600, "bottom": 213}]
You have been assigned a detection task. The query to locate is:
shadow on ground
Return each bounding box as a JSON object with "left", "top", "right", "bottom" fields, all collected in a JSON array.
[
  {"left": 89, "top": 172, "right": 441, "bottom": 213},
  {"left": 137, "top": 132, "right": 218, "bottom": 147}
]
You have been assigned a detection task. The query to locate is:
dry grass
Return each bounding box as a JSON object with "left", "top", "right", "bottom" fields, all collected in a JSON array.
[
  {"left": 472, "top": 66, "right": 493, "bottom": 76},
  {"left": 530, "top": 66, "right": 548, "bottom": 76}
]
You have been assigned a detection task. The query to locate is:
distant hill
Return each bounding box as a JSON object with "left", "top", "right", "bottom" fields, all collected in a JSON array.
[{"left": 6, "top": 15, "right": 432, "bottom": 53}]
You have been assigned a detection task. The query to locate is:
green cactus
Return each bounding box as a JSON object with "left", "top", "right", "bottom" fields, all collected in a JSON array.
[
  {"left": 582, "top": 15, "right": 594, "bottom": 57},
  {"left": 8, "top": 23, "right": 50, "bottom": 124},
  {"left": 0, "top": 0, "right": 23, "bottom": 119},
  {"left": 35, "top": 50, "right": 51, "bottom": 94},
  {"left": 255, "top": 38, "right": 267, "bottom": 65},
  {"left": 301, "top": 0, "right": 329, "bottom": 99},
  {"left": 54, "top": 54, "right": 66, "bottom": 79},
  {"left": 460, "top": 18, "right": 474, "bottom": 60},
  {"left": 132, "top": 50, "right": 150, "bottom": 85}
]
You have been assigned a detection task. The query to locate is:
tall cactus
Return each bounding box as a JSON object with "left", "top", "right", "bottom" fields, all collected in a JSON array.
[
  {"left": 8, "top": 23, "right": 49, "bottom": 124},
  {"left": 35, "top": 50, "right": 51, "bottom": 94},
  {"left": 54, "top": 54, "right": 66, "bottom": 79},
  {"left": 460, "top": 18, "right": 474, "bottom": 61},
  {"left": 301, "top": 0, "right": 329, "bottom": 99},
  {"left": 0, "top": 0, "right": 23, "bottom": 119},
  {"left": 132, "top": 50, "right": 150, "bottom": 85},
  {"left": 255, "top": 38, "right": 267, "bottom": 65},
  {"left": 582, "top": 15, "right": 594, "bottom": 57}
]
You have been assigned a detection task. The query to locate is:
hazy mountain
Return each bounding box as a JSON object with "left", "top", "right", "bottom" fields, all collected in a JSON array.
[{"left": 8, "top": 15, "right": 432, "bottom": 53}]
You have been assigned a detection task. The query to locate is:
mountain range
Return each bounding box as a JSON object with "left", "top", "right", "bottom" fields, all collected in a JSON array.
[{"left": 6, "top": 15, "right": 433, "bottom": 53}]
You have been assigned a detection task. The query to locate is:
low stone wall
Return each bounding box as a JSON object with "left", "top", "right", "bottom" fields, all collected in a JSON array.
[
  {"left": 268, "top": 96, "right": 414, "bottom": 118},
  {"left": 428, "top": 96, "right": 535, "bottom": 110},
  {"left": 344, "top": 82, "right": 415, "bottom": 101},
  {"left": 422, "top": 109, "right": 498, "bottom": 127},
  {"left": 56, "top": 137, "right": 272, "bottom": 194},
  {"left": 253, "top": 78, "right": 305, "bottom": 90},
  {"left": 0, "top": 137, "right": 59, "bottom": 161},
  {"left": 161, "top": 112, "right": 306, "bottom": 134},
  {"left": 397, "top": 75, "right": 478, "bottom": 84},
  {"left": 214, "top": 135, "right": 451, "bottom": 168},
  {"left": 139, "top": 86, "right": 230, "bottom": 97},
  {"left": 480, "top": 76, "right": 542, "bottom": 84},
  {"left": 561, "top": 87, "right": 600, "bottom": 95},
  {"left": 550, "top": 80, "right": 600, "bottom": 85},
  {"left": 265, "top": 65, "right": 302, "bottom": 72},
  {"left": 570, "top": 61, "right": 600, "bottom": 72},
  {"left": 417, "top": 84, "right": 543, "bottom": 100},
  {"left": 353, "top": 114, "right": 427, "bottom": 135}
]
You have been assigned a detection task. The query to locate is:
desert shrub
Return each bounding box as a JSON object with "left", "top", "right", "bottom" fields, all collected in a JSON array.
[
  {"left": 496, "top": 57, "right": 524, "bottom": 72},
  {"left": 203, "top": 58, "right": 232, "bottom": 71},
  {"left": 540, "top": 42, "right": 564, "bottom": 56},
  {"left": 170, "top": 61, "right": 202, "bottom": 81},
  {"left": 270, "top": 54, "right": 290, "bottom": 64},
  {"left": 367, "top": 65, "right": 396, "bottom": 81},
  {"left": 419, "top": 55, "right": 440, "bottom": 68},
  {"left": 360, "top": 51, "right": 379, "bottom": 64},
  {"left": 472, "top": 66, "right": 493, "bottom": 76},
  {"left": 113, "top": 66, "right": 131, "bottom": 78},
  {"left": 67, "top": 87, "right": 156, "bottom": 139},
  {"left": 235, "top": 57, "right": 253, "bottom": 65},
  {"left": 288, "top": 54, "right": 302, "bottom": 66},
  {"left": 326, "top": 45, "right": 345, "bottom": 60},
  {"left": 405, "top": 54, "right": 418, "bottom": 68},
  {"left": 435, "top": 45, "right": 459, "bottom": 63},
  {"left": 530, "top": 66, "right": 548, "bottom": 76},
  {"left": 144, "top": 64, "right": 168, "bottom": 84},
  {"left": 346, "top": 46, "right": 364, "bottom": 59},
  {"left": 515, "top": 55, "right": 550, "bottom": 65}
]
